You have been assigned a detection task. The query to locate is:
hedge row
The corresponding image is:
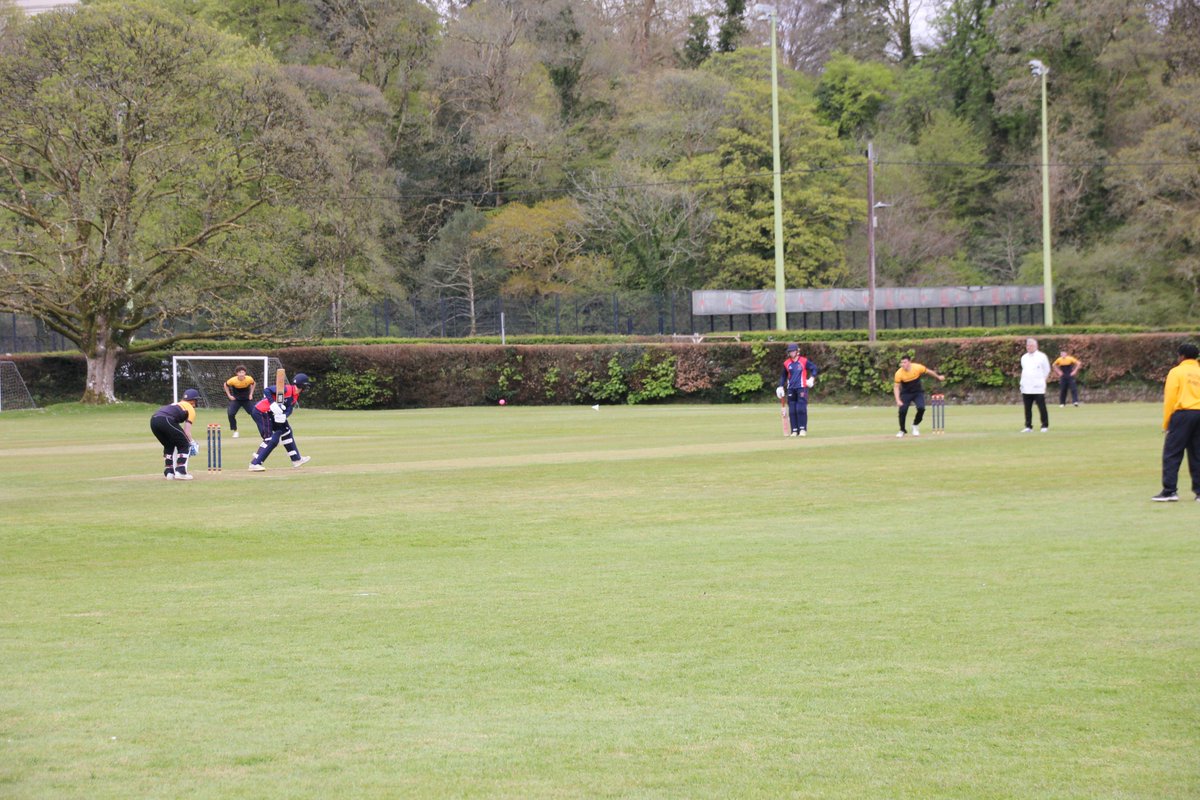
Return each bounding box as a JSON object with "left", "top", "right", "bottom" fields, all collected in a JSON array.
[
  {"left": 99, "top": 323, "right": 1178, "bottom": 351},
  {"left": 10, "top": 333, "right": 1193, "bottom": 409}
]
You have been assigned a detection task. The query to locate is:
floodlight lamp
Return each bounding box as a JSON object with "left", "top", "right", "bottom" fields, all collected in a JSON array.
[{"left": 750, "top": 3, "right": 777, "bottom": 19}]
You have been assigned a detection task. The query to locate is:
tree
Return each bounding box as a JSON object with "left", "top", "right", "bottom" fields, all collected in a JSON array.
[
  {"left": 716, "top": 0, "right": 747, "bottom": 52},
  {"left": 420, "top": 205, "right": 497, "bottom": 336},
  {"left": 576, "top": 166, "right": 714, "bottom": 292},
  {"left": 678, "top": 13, "right": 712, "bottom": 68},
  {"left": 815, "top": 53, "right": 896, "bottom": 139},
  {"left": 654, "top": 49, "right": 860, "bottom": 290},
  {"left": 285, "top": 65, "right": 396, "bottom": 337},
  {"left": 475, "top": 198, "right": 613, "bottom": 298},
  {"left": 0, "top": 2, "right": 333, "bottom": 402},
  {"left": 428, "top": 2, "right": 567, "bottom": 200}
]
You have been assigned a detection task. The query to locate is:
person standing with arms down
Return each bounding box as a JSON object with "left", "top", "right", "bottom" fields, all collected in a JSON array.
[
  {"left": 893, "top": 356, "right": 945, "bottom": 438},
  {"left": 150, "top": 388, "right": 201, "bottom": 480},
  {"left": 249, "top": 373, "right": 311, "bottom": 471},
  {"left": 1151, "top": 343, "right": 1200, "bottom": 502},
  {"left": 1053, "top": 349, "right": 1083, "bottom": 407},
  {"left": 777, "top": 343, "right": 818, "bottom": 437},
  {"left": 223, "top": 365, "right": 256, "bottom": 439},
  {"left": 1020, "top": 338, "right": 1052, "bottom": 433}
]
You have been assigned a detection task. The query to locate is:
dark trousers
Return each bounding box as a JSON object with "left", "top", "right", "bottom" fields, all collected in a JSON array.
[
  {"left": 1162, "top": 409, "right": 1200, "bottom": 494},
  {"left": 1023, "top": 393, "right": 1049, "bottom": 429},
  {"left": 252, "top": 408, "right": 272, "bottom": 439},
  {"left": 898, "top": 391, "right": 925, "bottom": 432},
  {"left": 1058, "top": 375, "right": 1078, "bottom": 405},
  {"left": 786, "top": 388, "right": 808, "bottom": 432},
  {"left": 150, "top": 414, "right": 190, "bottom": 476},
  {"left": 251, "top": 422, "right": 301, "bottom": 465},
  {"left": 227, "top": 398, "right": 255, "bottom": 431}
]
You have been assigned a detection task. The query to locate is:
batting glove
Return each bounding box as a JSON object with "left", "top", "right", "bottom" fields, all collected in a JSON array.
[
  {"left": 775, "top": 386, "right": 785, "bottom": 399},
  {"left": 269, "top": 402, "right": 288, "bottom": 423},
  {"left": 188, "top": 441, "right": 199, "bottom": 456},
  {"left": 806, "top": 377, "right": 815, "bottom": 388}
]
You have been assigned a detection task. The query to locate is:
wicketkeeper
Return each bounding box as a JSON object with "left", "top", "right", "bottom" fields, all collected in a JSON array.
[
  {"left": 248, "top": 373, "right": 311, "bottom": 471},
  {"left": 150, "top": 388, "right": 201, "bottom": 480}
]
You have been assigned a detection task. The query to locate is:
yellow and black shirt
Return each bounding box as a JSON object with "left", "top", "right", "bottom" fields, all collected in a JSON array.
[
  {"left": 1163, "top": 358, "right": 1200, "bottom": 430},
  {"left": 152, "top": 400, "right": 196, "bottom": 425},
  {"left": 1053, "top": 355, "right": 1080, "bottom": 376},
  {"left": 894, "top": 363, "right": 929, "bottom": 394},
  {"left": 225, "top": 374, "right": 256, "bottom": 400}
]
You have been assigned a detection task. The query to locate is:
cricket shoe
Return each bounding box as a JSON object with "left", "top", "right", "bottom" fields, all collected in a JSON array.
[
  {"left": 291, "top": 456, "right": 311, "bottom": 469},
  {"left": 232, "top": 431, "right": 239, "bottom": 438},
  {"left": 1020, "top": 427, "right": 1033, "bottom": 433},
  {"left": 164, "top": 472, "right": 175, "bottom": 480},
  {"left": 1150, "top": 491, "right": 1178, "bottom": 502},
  {"left": 789, "top": 431, "right": 799, "bottom": 437},
  {"left": 896, "top": 431, "right": 906, "bottom": 438},
  {"left": 798, "top": 429, "right": 806, "bottom": 437},
  {"left": 174, "top": 473, "right": 194, "bottom": 481},
  {"left": 912, "top": 426, "right": 920, "bottom": 437},
  {"left": 1041, "top": 427, "right": 1049, "bottom": 433},
  {"left": 248, "top": 463, "right": 266, "bottom": 472}
]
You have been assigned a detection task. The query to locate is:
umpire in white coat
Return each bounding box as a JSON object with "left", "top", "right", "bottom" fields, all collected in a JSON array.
[{"left": 1019, "top": 338, "right": 1052, "bottom": 433}]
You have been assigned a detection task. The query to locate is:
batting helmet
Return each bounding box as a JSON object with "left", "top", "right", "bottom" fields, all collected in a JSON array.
[
  {"left": 181, "top": 388, "right": 201, "bottom": 402},
  {"left": 293, "top": 373, "right": 310, "bottom": 388}
]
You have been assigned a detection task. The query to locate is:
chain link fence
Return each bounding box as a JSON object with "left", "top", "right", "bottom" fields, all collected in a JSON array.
[{"left": 2, "top": 293, "right": 1046, "bottom": 353}]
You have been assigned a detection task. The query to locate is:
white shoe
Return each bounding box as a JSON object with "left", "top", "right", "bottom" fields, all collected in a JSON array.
[
  {"left": 1020, "top": 427, "right": 1032, "bottom": 433},
  {"left": 248, "top": 463, "right": 265, "bottom": 472},
  {"left": 1041, "top": 427, "right": 1048, "bottom": 433},
  {"left": 164, "top": 472, "right": 175, "bottom": 480},
  {"left": 896, "top": 431, "right": 906, "bottom": 438},
  {"left": 291, "top": 456, "right": 311, "bottom": 468},
  {"left": 798, "top": 429, "right": 806, "bottom": 437},
  {"left": 912, "top": 426, "right": 920, "bottom": 437},
  {"left": 789, "top": 431, "right": 798, "bottom": 437},
  {"left": 232, "top": 431, "right": 239, "bottom": 438},
  {"left": 175, "top": 473, "right": 194, "bottom": 481}
]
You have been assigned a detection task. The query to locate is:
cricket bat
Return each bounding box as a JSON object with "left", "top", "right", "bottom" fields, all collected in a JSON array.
[
  {"left": 779, "top": 393, "right": 789, "bottom": 437},
  {"left": 275, "top": 369, "right": 287, "bottom": 405}
]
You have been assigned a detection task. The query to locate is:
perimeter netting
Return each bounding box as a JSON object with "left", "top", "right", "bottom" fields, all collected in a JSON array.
[
  {"left": 173, "top": 356, "right": 284, "bottom": 408},
  {"left": 0, "top": 361, "right": 37, "bottom": 411}
]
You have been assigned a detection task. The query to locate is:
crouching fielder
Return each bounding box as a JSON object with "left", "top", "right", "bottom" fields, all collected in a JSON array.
[
  {"left": 150, "top": 388, "right": 201, "bottom": 480},
  {"left": 248, "top": 374, "right": 310, "bottom": 471}
]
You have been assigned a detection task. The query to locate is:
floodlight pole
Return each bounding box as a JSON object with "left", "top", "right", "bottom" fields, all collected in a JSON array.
[
  {"left": 867, "top": 143, "right": 878, "bottom": 343},
  {"left": 768, "top": 8, "right": 786, "bottom": 331},
  {"left": 1031, "top": 59, "right": 1054, "bottom": 326}
]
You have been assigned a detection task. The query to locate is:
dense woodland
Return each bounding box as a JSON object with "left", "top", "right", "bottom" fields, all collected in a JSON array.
[{"left": 1, "top": 0, "right": 1199, "bottom": 397}]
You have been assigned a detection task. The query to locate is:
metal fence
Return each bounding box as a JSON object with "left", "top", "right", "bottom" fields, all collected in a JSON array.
[{"left": 2, "top": 293, "right": 1047, "bottom": 353}]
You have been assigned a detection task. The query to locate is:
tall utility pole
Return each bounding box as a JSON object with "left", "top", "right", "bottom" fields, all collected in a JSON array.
[
  {"left": 866, "top": 143, "right": 878, "bottom": 343},
  {"left": 768, "top": 8, "right": 786, "bottom": 331},
  {"left": 1030, "top": 59, "right": 1053, "bottom": 326}
]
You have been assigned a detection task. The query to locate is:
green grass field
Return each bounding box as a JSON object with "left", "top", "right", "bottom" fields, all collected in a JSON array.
[{"left": 1, "top": 400, "right": 1197, "bottom": 798}]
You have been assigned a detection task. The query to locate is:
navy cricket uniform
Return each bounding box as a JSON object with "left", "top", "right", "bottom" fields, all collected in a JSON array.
[
  {"left": 150, "top": 400, "right": 195, "bottom": 477},
  {"left": 250, "top": 386, "right": 304, "bottom": 466},
  {"left": 780, "top": 356, "right": 818, "bottom": 434}
]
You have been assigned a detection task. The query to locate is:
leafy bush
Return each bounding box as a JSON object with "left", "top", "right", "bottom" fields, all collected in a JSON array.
[
  {"left": 320, "top": 369, "right": 390, "bottom": 409},
  {"left": 627, "top": 352, "right": 677, "bottom": 404}
]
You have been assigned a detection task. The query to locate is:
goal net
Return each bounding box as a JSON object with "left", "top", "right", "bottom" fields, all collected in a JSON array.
[
  {"left": 0, "top": 361, "right": 37, "bottom": 411},
  {"left": 172, "top": 356, "right": 284, "bottom": 408}
]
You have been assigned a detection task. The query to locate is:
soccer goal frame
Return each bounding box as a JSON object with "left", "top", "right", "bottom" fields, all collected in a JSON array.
[
  {"left": 0, "top": 361, "right": 38, "bottom": 412},
  {"left": 171, "top": 355, "right": 283, "bottom": 408}
]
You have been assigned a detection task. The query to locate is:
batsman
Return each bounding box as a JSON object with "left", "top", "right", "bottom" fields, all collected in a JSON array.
[
  {"left": 248, "top": 371, "right": 311, "bottom": 471},
  {"left": 777, "top": 343, "right": 819, "bottom": 437}
]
